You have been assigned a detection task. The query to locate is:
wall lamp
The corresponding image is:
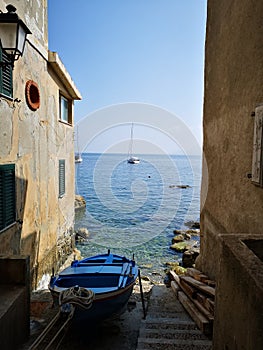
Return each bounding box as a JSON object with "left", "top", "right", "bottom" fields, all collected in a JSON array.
[{"left": 0, "top": 4, "right": 31, "bottom": 69}]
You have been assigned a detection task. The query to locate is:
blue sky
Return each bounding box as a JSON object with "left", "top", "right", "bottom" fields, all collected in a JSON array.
[{"left": 48, "top": 1, "right": 207, "bottom": 154}]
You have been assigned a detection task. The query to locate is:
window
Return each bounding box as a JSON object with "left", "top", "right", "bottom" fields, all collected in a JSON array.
[
  {"left": 59, "top": 94, "right": 72, "bottom": 124},
  {"left": 59, "top": 160, "right": 65, "bottom": 197},
  {"left": 0, "top": 48, "right": 13, "bottom": 98},
  {"left": 0, "top": 164, "right": 16, "bottom": 231}
]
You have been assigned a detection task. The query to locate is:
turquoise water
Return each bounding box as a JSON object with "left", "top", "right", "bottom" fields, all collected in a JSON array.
[{"left": 75, "top": 153, "right": 201, "bottom": 281}]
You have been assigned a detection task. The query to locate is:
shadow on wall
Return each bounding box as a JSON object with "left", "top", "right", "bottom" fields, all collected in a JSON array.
[{"left": 0, "top": 175, "right": 27, "bottom": 255}]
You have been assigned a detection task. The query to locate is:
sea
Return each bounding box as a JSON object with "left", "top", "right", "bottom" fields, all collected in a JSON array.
[{"left": 74, "top": 153, "right": 201, "bottom": 282}]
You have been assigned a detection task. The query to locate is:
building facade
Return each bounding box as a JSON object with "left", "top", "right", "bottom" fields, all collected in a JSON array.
[
  {"left": 198, "top": 1, "right": 263, "bottom": 348},
  {"left": 0, "top": 0, "right": 81, "bottom": 288}
]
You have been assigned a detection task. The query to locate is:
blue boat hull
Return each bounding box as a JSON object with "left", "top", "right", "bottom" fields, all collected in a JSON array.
[
  {"left": 49, "top": 252, "right": 138, "bottom": 322},
  {"left": 74, "top": 284, "right": 134, "bottom": 322}
]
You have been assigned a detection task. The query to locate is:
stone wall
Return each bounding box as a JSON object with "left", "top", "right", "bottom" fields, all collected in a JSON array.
[{"left": 198, "top": 0, "right": 263, "bottom": 280}]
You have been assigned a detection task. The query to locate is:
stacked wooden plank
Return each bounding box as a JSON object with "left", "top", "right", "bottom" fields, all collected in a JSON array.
[{"left": 169, "top": 268, "right": 215, "bottom": 337}]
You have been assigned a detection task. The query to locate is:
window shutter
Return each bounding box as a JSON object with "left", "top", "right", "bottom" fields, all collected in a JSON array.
[
  {"left": 252, "top": 104, "right": 263, "bottom": 186},
  {"left": 59, "top": 160, "right": 65, "bottom": 197},
  {"left": 0, "top": 49, "right": 13, "bottom": 98},
  {"left": 0, "top": 164, "right": 16, "bottom": 231}
]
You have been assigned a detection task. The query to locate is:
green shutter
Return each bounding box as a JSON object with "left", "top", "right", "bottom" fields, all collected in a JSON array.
[
  {"left": 0, "top": 164, "right": 16, "bottom": 231},
  {"left": 59, "top": 160, "right": 65, "bottom": 197},
  {"left": 0, "top": 48, "right": 13, "bottom": 98}
]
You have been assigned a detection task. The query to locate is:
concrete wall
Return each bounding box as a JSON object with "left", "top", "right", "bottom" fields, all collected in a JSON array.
[
  {"left": 0, "top": 0, "right": 80, "bottom": 288},
  {"left": 0, "top": 256, "right": 30, "bottom": 349},
  {"left": 198, "top": 0, "right": 263, "bottom": 280},
  {"left": 213, "top": 234, "right": 263, "bottom": 350}
]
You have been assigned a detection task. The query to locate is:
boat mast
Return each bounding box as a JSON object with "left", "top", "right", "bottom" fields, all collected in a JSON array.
[{"left": 128, "top": 123, "right": 134, "bottom": 158}]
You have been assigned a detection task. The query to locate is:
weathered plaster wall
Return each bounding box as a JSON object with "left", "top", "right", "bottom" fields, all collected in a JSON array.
[
  {"left": 198, "top": 0, "right": 263, "bottom": 279},
  {"left": 0, "top": 0, "right": 76, "bottom": 288}
]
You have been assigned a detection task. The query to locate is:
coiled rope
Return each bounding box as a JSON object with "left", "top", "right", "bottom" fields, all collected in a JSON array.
[{"left": 59, "top": 285, "right": 95, "bottom": 310}]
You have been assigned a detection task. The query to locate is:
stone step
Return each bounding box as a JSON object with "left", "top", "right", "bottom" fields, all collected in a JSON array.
[
  {"left": 141, "top": 319, "right": 198, "bottom": 331},
  {"left": 144, "top": 314, "right": 192, "bottom": 323},
  {"left": 147, "top": 303, "right": 187, "bottom": 313},
  {"left": 139, "top": 328, "right": 209, "bottom": 341},
  {"left": 145, "top": 312, "right": 192, "bottom": 321},
  {"left": 136, "top": 337, "right": 212, "bottom": 350},
  {"left": 136, "top": 285, "right": 213, "bottom": 350}
]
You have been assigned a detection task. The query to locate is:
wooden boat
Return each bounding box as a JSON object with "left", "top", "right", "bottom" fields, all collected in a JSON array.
[{"left": 49, "top": 252, "right": 138, "bottom": 322}]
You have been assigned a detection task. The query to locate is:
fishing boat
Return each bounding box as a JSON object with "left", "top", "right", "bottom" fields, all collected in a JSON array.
[
  {"left": 127, "top": 123, "right": 140, "bottom": 164},
  {"left": 49, "top": 251, "right": 138, "bottom": 322}
]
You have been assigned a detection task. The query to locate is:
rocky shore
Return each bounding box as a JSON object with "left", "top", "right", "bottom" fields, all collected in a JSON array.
[{"left": 165, "top": 222, "right": 201, "bottom": 278}]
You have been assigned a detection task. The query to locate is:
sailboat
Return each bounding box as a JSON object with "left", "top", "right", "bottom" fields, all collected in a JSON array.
[
  {"left": 127, "top": 123, "right": 140, "bottom": 164},
  {"left": 75, "top": 126, "right": 83, "bottom": 163}
]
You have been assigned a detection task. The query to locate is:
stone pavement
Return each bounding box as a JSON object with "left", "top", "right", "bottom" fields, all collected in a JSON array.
[{"left": 136, "top": 284, "right": 212, "bottom": 350}]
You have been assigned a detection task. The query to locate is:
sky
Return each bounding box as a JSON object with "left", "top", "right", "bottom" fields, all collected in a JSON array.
[{"left": 48, "top": 1, "right": 207, "bottom": 155}]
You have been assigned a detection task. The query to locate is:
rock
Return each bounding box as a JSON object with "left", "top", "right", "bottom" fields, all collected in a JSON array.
[
  {"left": 140, "top": 263, "right": 153, "bottom": 269},
  {"left": 186, "top": 229, "right": 200, "bottom": 236},
  {"left": 170, "top": 241, "right": 191, "bottom": 252},
  {"left": 173, "top": 229, "right": 183, "bottom": 235},
  {"left": 182, "top": 248, "right": 200, "bottom": 268},
  {"left": 165, "top": 262, "right": 186, "bottom": 276},
  {"left": 176, "top": 185, "right": 191, "bottom": 189},
  {"left": 75, "top": 227, "right": 89, "bottom": 242},
  {"left": 191, "top": 222, "right": 200, "bottom": 229},
  {"left": 165, "top": 261, "right": 180, "bottom": 269},
  {"left": 184, "top": 221, "right": 200, "bottom": 229},
  {"left": 140, "top": 275, "right": 151, "bottom": 282},
  {"left": 163, "top": 275, "right": 171, "bottom": 286},
  {"left": 183, "top": 232, "right": 191, "bottom": 240},
  {"left": 172, "top": 234, "right": 185, "bottom": 243},
  {"left": 173, "top": 265, "right": 186, "bottom": 275},
  {"left": 75, "top": 195, "right": 86, "bottom": 210}
]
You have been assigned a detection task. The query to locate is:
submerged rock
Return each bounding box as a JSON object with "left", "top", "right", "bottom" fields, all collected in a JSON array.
[
  {"left": 170, "top": 241, "right": 192, "bottom": 252},
  {"left": 165, "top": 261, "right": 186, "bottom": 276},
  {"left": 172, "top": 234, "right": 185, "bottom": 243}
]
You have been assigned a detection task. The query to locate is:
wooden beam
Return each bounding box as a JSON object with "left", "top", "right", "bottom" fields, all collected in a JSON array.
[
  {"left": 178, "top": 291, "right": 212, "bottom": 336},
  {"left": 169, "top": 270, "right": 180, "bottom": 284},
  {"left": 171, "top": 280, "right": 180, "bottom": 297},
  {"left": 180, "top": 276, "right": 215, "bottom": 298}
]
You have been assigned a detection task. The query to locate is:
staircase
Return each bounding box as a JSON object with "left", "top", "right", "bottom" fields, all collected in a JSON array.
[{"left": 136, "top": 285, "right": 212, "bottom": 350}]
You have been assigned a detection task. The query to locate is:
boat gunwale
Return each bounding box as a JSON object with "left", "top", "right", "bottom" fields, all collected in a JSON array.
[{"left": 49, "top": 274, "right": 137, "bottom": 301}]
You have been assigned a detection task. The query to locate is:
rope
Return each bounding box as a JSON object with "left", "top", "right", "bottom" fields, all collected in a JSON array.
[{"left": 59, "top": 285, "right": 95, "bottom": 310}]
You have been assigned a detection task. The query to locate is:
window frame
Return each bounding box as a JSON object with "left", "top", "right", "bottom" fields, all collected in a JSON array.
[
  {"left": 0, "top": 164, "right": 16, "bottom": 232},
  {"left": 59, "top": 159, "right": 65, "bottom": 198},
  {"left": 0, "top": 48, "right": 13, "bottom": 98},
  {"left": 59, "top": 93, "right": 72, "bottom": 125}
]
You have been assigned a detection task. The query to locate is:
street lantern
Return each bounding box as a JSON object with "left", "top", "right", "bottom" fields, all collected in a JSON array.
[{"left": 0, "top": 4, "right": 31, "bottom": 68}]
